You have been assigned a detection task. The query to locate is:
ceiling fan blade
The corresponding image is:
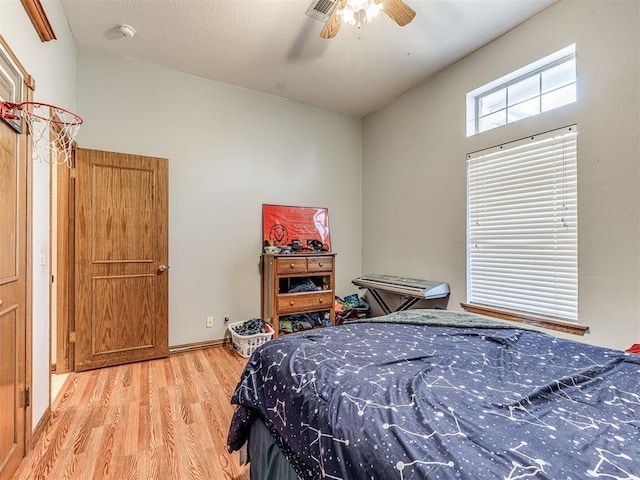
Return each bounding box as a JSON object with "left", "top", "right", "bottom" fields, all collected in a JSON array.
[
  {"left": 321, "top": 0, "right": 347, "bottom": 39},
  {"left": 381, "top": 0, "right": 416, "bottom": 27}
]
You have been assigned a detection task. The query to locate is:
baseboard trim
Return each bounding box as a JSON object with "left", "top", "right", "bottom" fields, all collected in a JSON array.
[
  {"left": 169, "top": 338, "right": 231, "bottom": 354},
  {"left": 31, "top": 406, "right": 50, "bottom": 448}
]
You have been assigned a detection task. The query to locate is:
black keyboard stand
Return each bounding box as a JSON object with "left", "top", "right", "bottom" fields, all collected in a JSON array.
[
  {"left": 367, "top": 288, "right": 422, "bottom": 315},
  {"left": 352, "top": 275, "right": 450, "bottom": 317}
]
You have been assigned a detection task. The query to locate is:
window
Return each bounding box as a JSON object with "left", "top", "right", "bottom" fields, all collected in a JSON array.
[
  {"left": 466, "top": 126, "right": 578, "bottom": 323},
  {"left": 467, "top": 45, "right": 576, "bottom": 136}
]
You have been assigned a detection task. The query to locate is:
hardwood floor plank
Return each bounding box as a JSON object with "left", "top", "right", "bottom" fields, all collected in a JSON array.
[
  {"left": 137, "top": 399, "right": 152, "bottom": 452},
  {"left": 159, "top": 386, "right": 180, "bottom": 478},
  {"left": 13, "top": 346, "right": 250, "bottom": 480},
  {"left": 138, "top": 360, "right": 150, "bottom": 407},
  {"left": 147, "top": 370, "right": 163, "bottom": 451},
  {"left": 76, "top": 368, "right": 99, "bottom": 405},
  {"left": 174, "top": 354, "right": 199, "bottom": 406},
  {"left": 78, "top": 424, "right": 103, "bottom": 480},
  {"left": 72, "top": 404, "right": 95, "bottom": 455},
  {"left": 177, "top": 421, "right": 208, "bottom": 479},
  {"left": 117, "top": 454, "right": 138, "bottom": 480},
  {"left": 110, "top": 403, "right": 133, "bottom": 475},
  {"left": 93, "top": 423, "right": 117, "bottom": 478},
  {"left": 59, "top": 453, "right": 79, "bottom": 480},
  {"left": 123, "top": 401, "right": 140, "bottom": 457},
  {"left": 89, "top": 368, "right": 117, "bottom": 429}
]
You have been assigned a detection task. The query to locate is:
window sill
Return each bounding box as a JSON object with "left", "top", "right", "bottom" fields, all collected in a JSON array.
[{"left": 460, "top": 303, "right": 589, "bottom": 336}]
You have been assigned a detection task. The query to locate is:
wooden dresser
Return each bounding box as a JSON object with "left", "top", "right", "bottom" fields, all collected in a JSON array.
[{"left": 261, "top": 253, "right": 336, "bottom": 336}]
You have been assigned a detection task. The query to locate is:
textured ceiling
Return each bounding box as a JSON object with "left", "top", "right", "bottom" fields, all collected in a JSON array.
[{"left": 60, "top": 0, "right": 558, "bottom": 117}]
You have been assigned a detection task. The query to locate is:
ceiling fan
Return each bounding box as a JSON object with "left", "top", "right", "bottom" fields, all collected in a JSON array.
[{"left": 320, "top": 0, "right": 416, "bottom": 39}]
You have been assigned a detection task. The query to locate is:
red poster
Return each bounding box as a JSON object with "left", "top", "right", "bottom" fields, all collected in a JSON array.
[{"left": 262, "top": 204, "right": 331, "bottom": 251}]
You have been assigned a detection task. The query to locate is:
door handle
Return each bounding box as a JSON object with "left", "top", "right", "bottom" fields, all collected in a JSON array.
[{"left": 158, "top": 265, "right": 169, "bottom": 272}]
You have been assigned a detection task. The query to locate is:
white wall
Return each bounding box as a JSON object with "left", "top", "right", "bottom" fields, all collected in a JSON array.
[
  {"left": 362, "top": 0, "right": 640, "bottom": 350},
  {"left": 0, "top": 0, "right": 76, "bottom": 428},
  {"left": 75, "top": 49, "right": 363, "bottom": 346}
]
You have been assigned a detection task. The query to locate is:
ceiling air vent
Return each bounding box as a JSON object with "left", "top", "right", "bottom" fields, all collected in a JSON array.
[{"left": 306, "top": 0, "right": 338, "bottom": 22}]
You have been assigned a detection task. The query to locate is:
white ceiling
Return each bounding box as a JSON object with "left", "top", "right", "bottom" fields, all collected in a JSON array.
[{"left": 59, "top": 0, "right": 558, "bottom": 118}]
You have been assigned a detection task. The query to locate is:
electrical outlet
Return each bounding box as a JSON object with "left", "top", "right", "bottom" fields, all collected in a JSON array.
[
  {"left": 206, "top": 316, "right": 214, "bottom": 328},
  {"left": 224, "top": 315, "right": 231, "bottom": 325}
]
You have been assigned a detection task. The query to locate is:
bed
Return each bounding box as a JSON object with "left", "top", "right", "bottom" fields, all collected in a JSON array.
[{"left": 227, "top": 309, "right": 640, "bottom": 479}]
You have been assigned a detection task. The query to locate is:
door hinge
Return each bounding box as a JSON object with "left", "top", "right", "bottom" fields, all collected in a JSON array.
[
  {"left": 69, "top": 331, "right": 76, "bottom": 343},
  {"left": 24, "top": 387, "right": 30, "bottom": 407}
]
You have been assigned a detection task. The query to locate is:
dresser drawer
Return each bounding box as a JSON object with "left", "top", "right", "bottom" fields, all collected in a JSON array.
[
  {"left": 307, "top": 256, "right": 333, "bottom": 272},
  {"left": 276, "top": 257, "right": 307, "bottom": 274},
  {"left": 277, "top": 291, "right": 333, "bottom": 314}
]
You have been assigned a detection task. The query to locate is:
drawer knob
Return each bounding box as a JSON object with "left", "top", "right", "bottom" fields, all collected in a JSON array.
[
  {"left": 319, "top": 298, "right": 324, "bottom": 304},
  {"left": 290, "top": 301, "right": 295, "bottom": 306},
  {"left": 290, "top": 263, "right": 295, "bottom": 269},
  {"left": 318, "top": 262, "right": 323, "bottom": 267}
]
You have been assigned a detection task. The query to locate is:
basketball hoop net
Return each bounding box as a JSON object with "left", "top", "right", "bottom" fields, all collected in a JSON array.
[{"left": 0, "top": 101, "right": 83, "bottom": 166}]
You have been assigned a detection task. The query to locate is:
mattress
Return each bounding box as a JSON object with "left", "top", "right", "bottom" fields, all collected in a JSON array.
[{"left": 228, "top": 309, "right": 640, "bottom": 479}]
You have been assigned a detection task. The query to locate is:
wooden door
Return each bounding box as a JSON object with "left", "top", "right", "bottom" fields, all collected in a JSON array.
[
  {"left": 0, "top": 38, "right": 30, "bottom": 480},
  {"left": 74, "top": 148, "right": 169, "bottom": 371},
  {"left": 0, "top": 113, "right": 28, "bottom": 480}
]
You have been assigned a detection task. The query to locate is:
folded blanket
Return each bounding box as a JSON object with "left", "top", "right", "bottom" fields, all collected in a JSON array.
[{"left": 357, "top": 308, "right": 537, "bottom": 331}]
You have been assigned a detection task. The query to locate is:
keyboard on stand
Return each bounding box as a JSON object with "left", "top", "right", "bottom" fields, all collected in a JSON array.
[{"left": 352, "top": 274, "right": 450, "bottom": 315}]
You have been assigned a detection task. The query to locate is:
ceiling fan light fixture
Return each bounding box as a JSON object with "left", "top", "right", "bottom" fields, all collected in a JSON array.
[
  {"left": 365, "top": 1, "right": 383, "bottom": 21},
  {"left": 321, "top": 0, "right": 413, "bottom": 38},
  {"left": 338, "top": 0, "right": 383, "bottom": 28},
  {"left": 337, "top": 5, "right": 356, "bottom": 25}
]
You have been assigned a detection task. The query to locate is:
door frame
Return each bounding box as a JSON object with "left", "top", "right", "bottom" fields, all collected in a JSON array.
[
  {"left": 51, "top": 146, "right": 76, "bottom": 375},
  {"left": 23, "top": 85, "right": 34, "bottom": 452}
]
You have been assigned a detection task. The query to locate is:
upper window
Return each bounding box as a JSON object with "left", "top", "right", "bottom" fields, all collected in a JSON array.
[{"left": 467, "top": 45, "right": 576, "bottom": 136}]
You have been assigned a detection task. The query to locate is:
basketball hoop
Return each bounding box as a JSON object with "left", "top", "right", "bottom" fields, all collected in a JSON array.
[{"left": 0, "top": 100, "right": 83, "bottom": 166}]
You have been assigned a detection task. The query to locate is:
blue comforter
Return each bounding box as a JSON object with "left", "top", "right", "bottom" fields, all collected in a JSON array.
[{"left": 227, "top": 310, "right": 640, "bottom": 479}]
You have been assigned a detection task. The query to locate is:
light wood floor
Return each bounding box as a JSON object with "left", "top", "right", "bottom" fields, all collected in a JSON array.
[{"left": 14, "top": 346, "right": 250, "bottom": 480}]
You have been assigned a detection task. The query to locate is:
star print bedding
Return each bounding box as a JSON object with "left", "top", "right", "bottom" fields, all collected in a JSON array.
[{"left": 227, "top": 309, "right": 640, "bottom": 480}]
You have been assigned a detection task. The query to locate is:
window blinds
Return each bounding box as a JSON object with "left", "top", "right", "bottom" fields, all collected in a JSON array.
[{"left": 467, "top": 125, "right": 577, "bottom": 321}]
